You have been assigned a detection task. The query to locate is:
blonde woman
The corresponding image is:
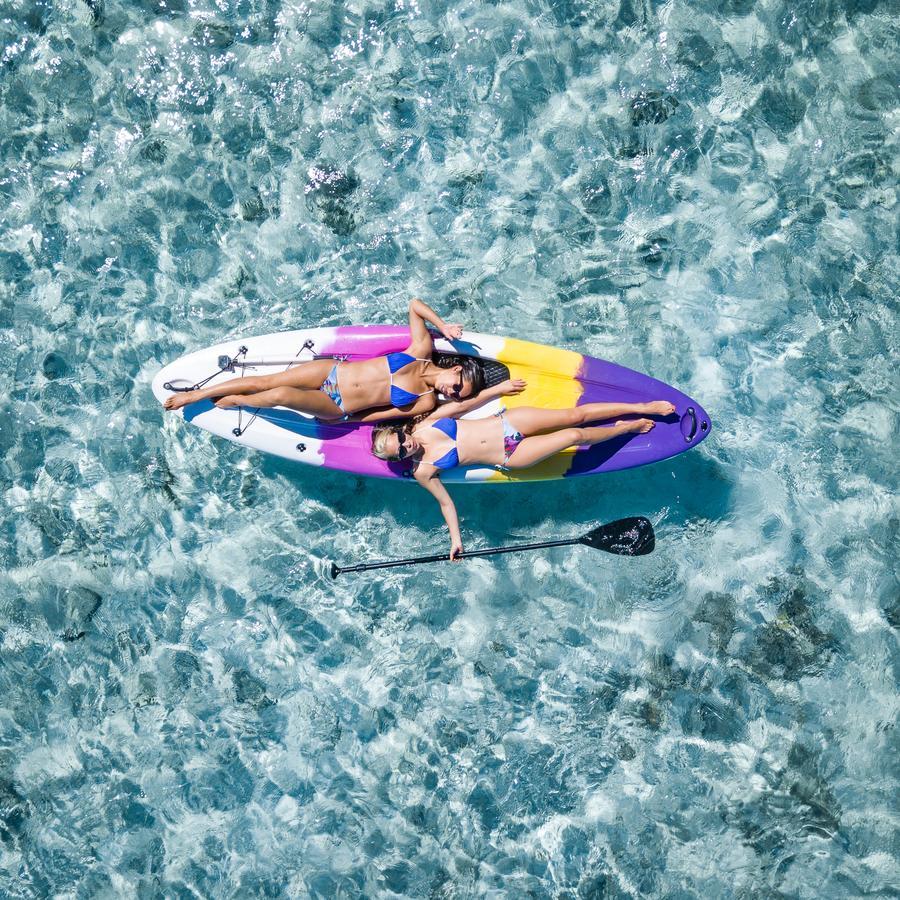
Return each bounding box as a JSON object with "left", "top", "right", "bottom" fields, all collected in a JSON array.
[{"left": 372, "top": 394, "right": 675, "bottom": 559}]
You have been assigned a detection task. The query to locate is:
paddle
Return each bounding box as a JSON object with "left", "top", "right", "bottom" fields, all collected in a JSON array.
[{"left": 329, "top": 516, "right": 654, "bottom": 578}]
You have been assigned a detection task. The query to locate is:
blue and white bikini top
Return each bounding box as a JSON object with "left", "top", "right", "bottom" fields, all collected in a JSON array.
[
  {"left": 420, "top": 417, "right": 459, "bottom": 470},
  {"left": 385, "top": 351, "right": 433, "bottom": 408}
]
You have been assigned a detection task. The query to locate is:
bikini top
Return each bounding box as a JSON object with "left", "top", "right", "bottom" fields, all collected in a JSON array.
[
  {"left": 385, "top": 352, "right": 433, "bottom": 408},
  {"left": 419, "top": 417, "right": 459, "bottom": 470}
]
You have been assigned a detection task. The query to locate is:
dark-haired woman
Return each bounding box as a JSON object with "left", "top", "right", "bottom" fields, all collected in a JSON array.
[{"left": 163, "top": 299, "right": 482, "bottom": 421}]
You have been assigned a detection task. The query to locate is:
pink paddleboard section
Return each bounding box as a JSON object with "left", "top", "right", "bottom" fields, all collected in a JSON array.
[{"left": 250, "top": 327, "right": 416, "bottom": 479}]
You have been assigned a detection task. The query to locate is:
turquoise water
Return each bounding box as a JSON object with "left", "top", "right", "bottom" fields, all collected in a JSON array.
[{"left": 1, "top": 0, "right": 898, "bottom": 896}]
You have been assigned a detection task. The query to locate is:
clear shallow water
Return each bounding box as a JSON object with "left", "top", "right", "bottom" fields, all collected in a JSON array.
[{"left": 0, "top": 0, "right": 898, "bottom": 896}]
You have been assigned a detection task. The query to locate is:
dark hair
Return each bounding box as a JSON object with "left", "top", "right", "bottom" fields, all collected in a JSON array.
[{"left": 433, "top": 354, "right": 485, "bottom": 396}]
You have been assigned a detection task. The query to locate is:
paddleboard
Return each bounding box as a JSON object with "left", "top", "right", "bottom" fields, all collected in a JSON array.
[{"left": 152, "top": 326, "right": 711, "bottom": 483}]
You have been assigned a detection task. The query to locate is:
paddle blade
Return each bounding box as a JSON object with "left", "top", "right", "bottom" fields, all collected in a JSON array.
[{"left": 579, "top": 517, "right": 655, "bottom": 556}]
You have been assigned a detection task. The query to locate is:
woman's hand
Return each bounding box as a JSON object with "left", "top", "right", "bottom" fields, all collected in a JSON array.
[
  {"left": 498, "top": 378, "right": 527, "bottom": 396},
  {"left": 440, "top": 323, "right": 464, "bottom": 341},
  {"left": 450, "top": 539, "right": 464, "bottom": 561}
]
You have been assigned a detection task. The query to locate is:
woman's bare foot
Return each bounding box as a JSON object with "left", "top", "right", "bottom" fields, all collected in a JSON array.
[
  {"left": 617, "top": 418, "right": 655, "bottom": 433},
  {"left": 642, "top": 401, "right": 675, "bottom": 416},
  {"left": 164, "top": 391, "right": 199, "bottom": 410},
  {"left": 214, "top": 396, "right": 242, "bottom": 408}
]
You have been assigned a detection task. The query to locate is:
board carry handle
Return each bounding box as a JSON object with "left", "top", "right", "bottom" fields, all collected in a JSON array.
[{"left": 681, "top": 406, "right": 698, "bottom": 441}]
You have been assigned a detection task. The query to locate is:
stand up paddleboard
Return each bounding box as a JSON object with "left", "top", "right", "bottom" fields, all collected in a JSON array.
[{"left": 152, "top": 327, "right": 710, "bottom": 483}]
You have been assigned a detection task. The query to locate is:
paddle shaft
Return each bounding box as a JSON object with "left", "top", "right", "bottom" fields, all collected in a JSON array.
[{"left": 332, "top": 536, "right": 581, "bottom": 577}]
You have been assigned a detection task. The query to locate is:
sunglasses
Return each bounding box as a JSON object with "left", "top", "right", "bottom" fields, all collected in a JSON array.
[
  {"left": 448, "top": 380, "right": 464, "bottom": 401},
  {"left": 394, "top": 426, "right": 412, "bottom": 460}
]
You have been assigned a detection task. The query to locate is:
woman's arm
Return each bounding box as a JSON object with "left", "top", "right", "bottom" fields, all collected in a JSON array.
[
  {"left": 406, "top": 298, "right": 463, "bottom": 356},
  {"left": 415, "top": 467, "right": 464, "bottom": 560},
  {"left": 436, "top": 378, "right": 527, "bottom": 419}
]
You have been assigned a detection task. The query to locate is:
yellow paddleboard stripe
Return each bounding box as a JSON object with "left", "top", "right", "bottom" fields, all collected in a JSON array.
[{"left": 488, "top": 338, "right": 584, "bottom": 482}]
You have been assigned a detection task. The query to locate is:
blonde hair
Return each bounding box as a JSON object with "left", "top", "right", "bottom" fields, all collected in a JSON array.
[{"left": 371, "top": 423, "right": 404, "bottom": 460}]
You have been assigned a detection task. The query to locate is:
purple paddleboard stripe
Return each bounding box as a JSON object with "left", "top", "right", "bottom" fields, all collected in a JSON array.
[{"left": 564, "top": 355, "right": 711, "bottom": 476}]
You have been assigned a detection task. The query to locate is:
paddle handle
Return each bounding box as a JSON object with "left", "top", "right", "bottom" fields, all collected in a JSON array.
[{"left": 331, "top": 537, "right": 579, "bottom": 577}]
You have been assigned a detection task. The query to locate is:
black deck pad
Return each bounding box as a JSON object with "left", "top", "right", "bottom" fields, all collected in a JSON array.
[{"left": 433, "top": 352, "right": 510, "bottom": 389}]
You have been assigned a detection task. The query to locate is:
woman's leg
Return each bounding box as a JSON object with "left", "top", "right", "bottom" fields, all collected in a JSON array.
[
  {"left": 505, "top": 419, "right": 655, "bottom": 469},
  {"left": 505, "top": 401, "right": 674, "bottom": 436},
  {"left": 215, "top": 385, "right": 344, "bottom": 419},
  {"left": 164, "top": 358, "right": 336, "bottom": 410}
]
